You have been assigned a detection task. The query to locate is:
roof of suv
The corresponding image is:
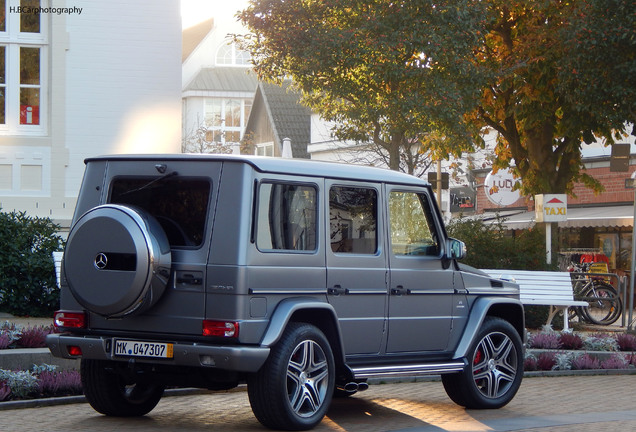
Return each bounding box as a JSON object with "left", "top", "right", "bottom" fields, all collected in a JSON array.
[{"left": 86, "top": 154, "right": 430, "bottom": 186}]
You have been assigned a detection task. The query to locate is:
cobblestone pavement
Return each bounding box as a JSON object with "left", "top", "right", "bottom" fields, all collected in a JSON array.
[{"left": 2, "top": 374, "right": 636, "bottom": 432}]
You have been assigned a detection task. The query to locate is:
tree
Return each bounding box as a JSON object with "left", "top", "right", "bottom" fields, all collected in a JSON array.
[
  {"left": 236, "top": 0, "right": 487, "bottom": 174},
  {"left": 446, "top": 215, "right": 552, "bottom": 270},
  {"left": 557, "top": 0, "right": 636, "bottom": 133},
  {"left": 182, "top": 115, "right": 236, "bottom": 154},
  {"left": 471, "top": 0, "right": 636, "bottom": 195},
  {"left": 324, "top": 139, "right": 434, "bottom": 178},
  {"left": 238, "top": 0, "right": 635, "bottom": 194},
  {"left": 0, "top": 210, "right": 65, "bottom": 316}
]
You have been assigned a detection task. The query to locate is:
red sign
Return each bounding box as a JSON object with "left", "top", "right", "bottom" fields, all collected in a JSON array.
[{"left": 20, "top": 105, "right": 39, "bottom": 125}]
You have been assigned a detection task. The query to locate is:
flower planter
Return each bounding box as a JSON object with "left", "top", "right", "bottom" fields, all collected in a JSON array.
[{"left": 0, "top": 348, "right": 78, "bottom": 372}]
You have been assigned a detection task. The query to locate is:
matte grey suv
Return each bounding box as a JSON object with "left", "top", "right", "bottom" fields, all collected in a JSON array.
[{"left": 47, "top": 154, "right": 524, "bottom": 430}]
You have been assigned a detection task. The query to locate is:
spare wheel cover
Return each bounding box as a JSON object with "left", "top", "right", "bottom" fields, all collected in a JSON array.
[{"left": 64, "top": 204, "right": 171, "bottom": 317}]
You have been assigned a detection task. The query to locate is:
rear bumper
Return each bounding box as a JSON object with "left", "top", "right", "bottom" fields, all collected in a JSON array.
[{"left": 46, "top": 333, "right": 269, "bottom": 373}]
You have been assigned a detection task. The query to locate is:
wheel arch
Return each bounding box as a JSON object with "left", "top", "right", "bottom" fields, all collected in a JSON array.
[
  {"left": 260, "top": 298, "right": 350, "bottom": 380},
  {"left": 453, "top": 297, "right": 525, "bottom": 360}
]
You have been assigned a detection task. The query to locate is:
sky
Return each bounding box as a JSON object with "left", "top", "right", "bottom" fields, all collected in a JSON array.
[{"left": 181, "top": 0, "right": 250, "bottom": 29}]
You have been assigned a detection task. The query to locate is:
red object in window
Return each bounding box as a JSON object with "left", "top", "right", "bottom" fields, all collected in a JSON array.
[{"left": 20, "top": 105, "right": 39, "bottom": 125}]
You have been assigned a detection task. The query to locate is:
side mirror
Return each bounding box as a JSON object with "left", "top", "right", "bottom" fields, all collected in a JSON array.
[{"left": 447, "top": 238, "right": 466, "bottom": 260}]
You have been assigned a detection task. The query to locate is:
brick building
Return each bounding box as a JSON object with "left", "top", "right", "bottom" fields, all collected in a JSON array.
[{"left": 472, "top": 152, "right": 636, "bottom": 273}]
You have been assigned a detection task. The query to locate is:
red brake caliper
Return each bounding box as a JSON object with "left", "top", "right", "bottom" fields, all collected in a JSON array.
[{"left": 474, "top": 349, "right": 484, "bottom": 366}]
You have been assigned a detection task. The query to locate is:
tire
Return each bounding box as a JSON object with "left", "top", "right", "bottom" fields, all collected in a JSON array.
[
  {"left": 64, "top": 204, "right": 171, "bottom": 317},
  {"left": 248, "top": 323, "right": 335, "bottom": 431},
  {"left": 580, "top": 282, "right": 622, "bottom": 326},
  {"left": 570, "top": 280, "right": 590, "bottom": 323},
  {"left": 442, "top": 317, "right": 523, "bottom": 409},
  {"left": 81, "top": 359, "right": 165, "bottom": 417}
]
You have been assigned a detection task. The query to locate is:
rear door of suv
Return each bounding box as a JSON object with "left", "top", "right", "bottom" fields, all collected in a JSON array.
[{"left": 325, "top": 180, "right": 387, "bottom": 355}]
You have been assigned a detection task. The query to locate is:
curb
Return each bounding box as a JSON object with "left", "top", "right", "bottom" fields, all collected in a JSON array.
[{"left": 0, "top": 387, "right": 214, "bottom": 411}]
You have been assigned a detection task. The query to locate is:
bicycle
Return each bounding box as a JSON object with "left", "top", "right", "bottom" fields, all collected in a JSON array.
[{"left": 568, "top": 262, "right": 622, "bottom": 326}]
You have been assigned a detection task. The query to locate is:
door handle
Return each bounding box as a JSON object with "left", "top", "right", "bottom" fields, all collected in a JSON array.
[
  {"left": 328, "top": 285, "right": 347, "bottom": 296},
  {"left": 176, "top": 271, "right": 203, "bottom": 285},
  {"left": 391, "top": 285, "right": 408, "bottom": 295}
]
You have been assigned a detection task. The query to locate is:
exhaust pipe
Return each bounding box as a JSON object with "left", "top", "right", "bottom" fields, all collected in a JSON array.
[
  {"left": 343, "top": 382, "right": 358, "bottom": 392},
  {"left": 337, "top": 381, "right": 369, "bottom": 393}
]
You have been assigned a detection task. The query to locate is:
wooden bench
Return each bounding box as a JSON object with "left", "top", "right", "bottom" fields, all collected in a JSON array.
[{"left": 483, "top": 269, "right": 588, "bottom": 331}]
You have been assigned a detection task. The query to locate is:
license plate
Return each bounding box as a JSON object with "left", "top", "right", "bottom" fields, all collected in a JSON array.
[{"left": 114, "top": 339, "right": 173, "bottom": 359}]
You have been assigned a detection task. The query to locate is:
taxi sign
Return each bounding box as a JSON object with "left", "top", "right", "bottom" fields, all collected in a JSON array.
[{"left": 535, "top": 194, "right": 567, "bottom": 222}]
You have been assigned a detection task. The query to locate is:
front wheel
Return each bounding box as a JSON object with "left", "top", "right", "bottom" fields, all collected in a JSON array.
[
  {"left": 81, "top": 359, "right": 165, "bottom": 417},
  {"left": 442, "top": 317, "right": 523, "bottom": 409},
  {"left": 248, "top": 323, "right": 335, "bottom": 430}
]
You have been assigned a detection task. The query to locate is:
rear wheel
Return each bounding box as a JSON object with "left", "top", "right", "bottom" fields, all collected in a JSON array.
[
  {"left": 442, "top": 317, "right": 523, "bottom": 409},
  {"left": 81, "top": 359, "right": 165, "bottom": 417},
  {"left": 248, "top": 323, "right": 335, "bottom": 430},
  {"left": 581, "top": 282, "right": 622, "bottom": 326}
]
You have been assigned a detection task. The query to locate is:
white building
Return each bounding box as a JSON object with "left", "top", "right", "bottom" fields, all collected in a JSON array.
[
  {"left": 0, "top": 0, "right": 182, "bottom": 228},
  {"left": 181, "top": 3, "right": 256, "bottom": 154}
]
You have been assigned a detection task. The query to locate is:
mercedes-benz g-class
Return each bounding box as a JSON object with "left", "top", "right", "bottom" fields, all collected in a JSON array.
[{"left": 47, "top": 154, "right": 524, "bottom": 430}]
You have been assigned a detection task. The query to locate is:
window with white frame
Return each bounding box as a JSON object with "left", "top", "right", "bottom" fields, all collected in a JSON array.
[
  {"left": 203, "top": 98, "right": 252, "bottom": 145},
  {"left": 256, "top": 143, "right": 274, "bottom": 156},
  {"left": 215, "top": 39, "right": 251, "bottom": 66},
  {"left": 0, "top": 0, "right": 48, "bottom": 135}
]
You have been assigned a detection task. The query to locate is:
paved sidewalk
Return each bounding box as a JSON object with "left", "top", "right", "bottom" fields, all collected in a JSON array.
[{"left": 1, "top": 374, "right": 635, "bottom": 431}]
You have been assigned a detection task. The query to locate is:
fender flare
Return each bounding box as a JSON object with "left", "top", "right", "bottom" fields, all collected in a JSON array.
[
  {"left": 453, "top": 296, "right": 525, "bottom": 360},
  {"left": 260, "top": 297, "right": 347, "bottom": 365}
]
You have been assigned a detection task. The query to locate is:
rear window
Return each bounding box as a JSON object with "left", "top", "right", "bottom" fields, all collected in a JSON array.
[{"left": 109, "top": 177, "right": 211, "bottom": 247}]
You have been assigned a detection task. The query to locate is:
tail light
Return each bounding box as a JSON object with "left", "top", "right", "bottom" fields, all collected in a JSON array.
[
  {"left": 67, "top": 346, "right": 82, "bottom": 356},
  {"left": 54, "top": 310, "right": 87, "bottom": 329},
  {"left": 202, "top": 320, "right": 239, "bottom": 338}
]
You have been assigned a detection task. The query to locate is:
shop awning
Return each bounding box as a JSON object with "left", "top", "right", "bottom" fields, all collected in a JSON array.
[{"left": 486, "top": 205, "right": 634, "bottom": 230}]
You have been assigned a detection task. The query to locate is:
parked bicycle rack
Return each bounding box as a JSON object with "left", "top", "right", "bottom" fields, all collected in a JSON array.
[{"left": 570, "top": 271, "right": 627, "bottom": 327}]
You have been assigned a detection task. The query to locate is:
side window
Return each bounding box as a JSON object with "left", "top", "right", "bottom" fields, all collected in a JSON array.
[
  {"left": 329, "top": 186, "right": 377, "bottom": 254},
  {"left": 389, "top": 191, "right": 439, "bottom": 256},
  {"left": 256, "top": 182, "right": 317, "bottom": 251}
]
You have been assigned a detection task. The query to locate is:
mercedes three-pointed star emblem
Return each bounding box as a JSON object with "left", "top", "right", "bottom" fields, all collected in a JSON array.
[{"left": 94, "top": 253, "right": 108, "bottom": 270}]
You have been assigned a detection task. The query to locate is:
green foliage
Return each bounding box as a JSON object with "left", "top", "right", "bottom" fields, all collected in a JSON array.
[
  {"left": 447, "top": 215, "right": 553, "bottom": 271},
  {"left": 0, "top": 369, "right": 38, "bottom": 399},
  {"left": 0, "top": 210, "right": 64, "bottom": 317},
  {"left": 239, "top": 0, "right": 635, "bottom": 195},
  {"left": 463, "top": 0, "right": 634, "bottom": 195},
  {"left": 447, "top": 215, "right": 559, "bottom": 329},
  {"left": 0, "top": 364, "right": 82, "bottom": 401},
  {"left": 557, "top": 0, "right": 636, "bottom": 132},
  {"left": 237, "top": 0, "right": 487, "bottom": 172},
  {"left": 584, "top": 335, "right": 619, "bottom": 352}
]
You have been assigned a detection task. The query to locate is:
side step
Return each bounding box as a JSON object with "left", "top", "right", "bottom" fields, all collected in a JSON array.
[{"left": 352, "top": 361, "right": 466, "bottom": 379}]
